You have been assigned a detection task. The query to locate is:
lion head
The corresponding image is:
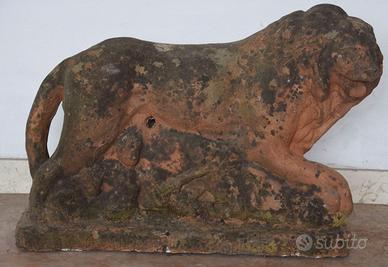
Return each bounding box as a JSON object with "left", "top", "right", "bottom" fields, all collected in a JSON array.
[
  {"left": 301, "top": 4, "right": 383, "bottom": 103},
  {"left": 245, "top": 4, "right": 382, "bottom": 107},
  {"left": 250, "top": 4, "right": 384, "bottom": 153},
  {"left": 310, "top": 5, "right": 382, "bottom": 102}
]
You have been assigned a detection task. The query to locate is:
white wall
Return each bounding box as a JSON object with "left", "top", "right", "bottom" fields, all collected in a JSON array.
[{"left": 0, "top": 0, "right": 387, "bottom": 170}]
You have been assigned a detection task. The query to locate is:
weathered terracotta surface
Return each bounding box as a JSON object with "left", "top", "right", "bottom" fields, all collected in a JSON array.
[{"left": 16, "top": 4, "right": 383, "bottom": 257}]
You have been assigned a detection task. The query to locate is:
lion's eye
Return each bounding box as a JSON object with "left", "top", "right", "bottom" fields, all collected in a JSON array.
[
  {"left": 334, "top": 48, "right": 358, "bottom": 63},
  {"left": 332, "top": 46, "right": 368, "bottom": 79}
]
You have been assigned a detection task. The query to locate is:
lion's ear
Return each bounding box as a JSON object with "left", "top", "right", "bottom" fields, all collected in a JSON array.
[{"left": 311, "top": 45, "right": 335, "bottom": 101}]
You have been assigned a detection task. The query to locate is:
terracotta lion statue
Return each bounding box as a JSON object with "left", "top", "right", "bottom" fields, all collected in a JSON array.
[{"left": 26, "top": 4, "right": 382, "bottom": 217}]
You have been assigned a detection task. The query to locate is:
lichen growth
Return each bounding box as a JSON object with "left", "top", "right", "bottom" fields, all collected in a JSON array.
[
  {"left": 263, "top": 240, "right": 277, "bottom": 254},
  {"left": 332, "top": 212, "right": 347, "bottom": 228}
]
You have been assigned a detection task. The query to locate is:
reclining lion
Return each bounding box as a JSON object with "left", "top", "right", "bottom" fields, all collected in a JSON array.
[{"left": 26, "top": 4, "right": 382, "bottom": 215}]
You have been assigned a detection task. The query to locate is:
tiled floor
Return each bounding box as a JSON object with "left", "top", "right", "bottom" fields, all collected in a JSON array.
[{"left": 1, "top": 194, "right": 388, "bottom": 267}]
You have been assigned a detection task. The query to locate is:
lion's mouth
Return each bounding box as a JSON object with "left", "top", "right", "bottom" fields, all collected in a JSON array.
[
  {"left": 338, "top": 72, "right": 381, "bottom": 99},
  {"left": 345, "top": 76, "right": 380, "bottom": 87}
]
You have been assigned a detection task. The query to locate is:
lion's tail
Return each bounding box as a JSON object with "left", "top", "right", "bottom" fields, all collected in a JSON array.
[{"left": 26, "top": 63, "right": 65, "bottom": 177}]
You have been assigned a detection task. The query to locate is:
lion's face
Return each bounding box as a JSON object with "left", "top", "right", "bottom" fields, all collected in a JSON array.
[
  {"left": 327, "top": 17, "right": 383, "bottom": 100},
  {"left": 298, "top": 5, "right": 383, "bottom": 102}
]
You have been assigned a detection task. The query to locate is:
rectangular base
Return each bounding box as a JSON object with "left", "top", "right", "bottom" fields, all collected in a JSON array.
[{"left": 16, "top": 211, "right": 349, "bottom": 258}]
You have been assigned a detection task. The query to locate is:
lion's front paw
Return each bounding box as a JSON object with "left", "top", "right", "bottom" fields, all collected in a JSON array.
[{"left": 314, "top": 172, "right": 353, "bottom": 215}]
